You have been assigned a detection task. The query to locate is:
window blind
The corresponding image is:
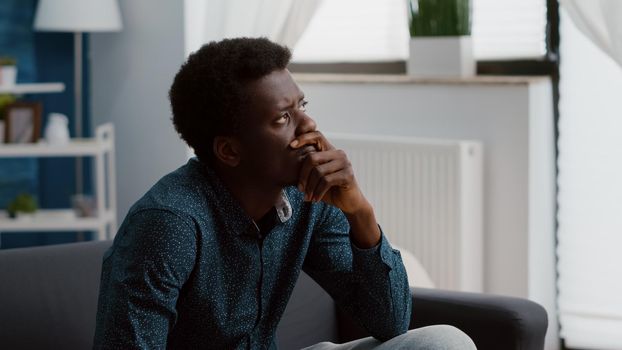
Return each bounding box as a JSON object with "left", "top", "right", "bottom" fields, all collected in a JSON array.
[
  {"left": 472, "top": 0, "right": 547, "bottom": 60},
  {"left": 292, "top": 0, "right": 410, "bottom": 62},
  {"left": 292, "top": 0, "right": 547, "bottom": 62}
]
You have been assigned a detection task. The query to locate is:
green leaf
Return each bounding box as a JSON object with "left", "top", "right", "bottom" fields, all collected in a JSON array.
[
  {"left": 408, "top": 0, "right": 471, "bottom": 37},
  {"left": 7, "top": 193, "right": 38, "bottom": 216}
]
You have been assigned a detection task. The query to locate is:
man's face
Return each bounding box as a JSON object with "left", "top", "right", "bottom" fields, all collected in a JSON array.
[{"left": 236, "top": 69, "right": 317, "bottom": 187}]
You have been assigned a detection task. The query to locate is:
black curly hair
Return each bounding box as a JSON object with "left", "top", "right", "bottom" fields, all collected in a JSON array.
[{"left": 169, "top": 37, "right": 292, "bottom": 164}]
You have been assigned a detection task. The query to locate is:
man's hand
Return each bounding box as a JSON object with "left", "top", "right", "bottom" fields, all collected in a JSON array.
[
  {"left": 290, "top": 131, "right": 381, "bottom": 248},
  {"left": 290, "top": 131, "right": 367, "bottom": 213}
]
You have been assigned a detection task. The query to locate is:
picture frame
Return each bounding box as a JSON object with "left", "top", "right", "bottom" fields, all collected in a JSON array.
[{"left": 3, "top": 101, "right": 42, "bottom": 144}]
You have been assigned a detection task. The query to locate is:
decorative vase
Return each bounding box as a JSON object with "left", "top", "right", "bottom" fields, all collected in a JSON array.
[
  {"left": 407, "top": 36, "right": 475, "bottom": 78},
  {"left": 44, "top": 113, "right": 70, "bottom": 145},
  {"left": 0, "top": 65, "right": 17, "bottom": 86}
]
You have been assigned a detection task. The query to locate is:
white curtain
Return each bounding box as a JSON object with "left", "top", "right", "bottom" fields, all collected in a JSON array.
[
  {"left": 557, "top": 3, "right": 622, "bottom": 349},
  {"left": 184, "top": 0, "right": 322, "bottom": 56},
  {"left": 560, "top": 0, "right": 622, "bottom": 67}
]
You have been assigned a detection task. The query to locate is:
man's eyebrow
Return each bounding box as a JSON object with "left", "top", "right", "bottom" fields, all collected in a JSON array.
[{"left": 277, "top": 92, "right": 305, "bottom": 110}]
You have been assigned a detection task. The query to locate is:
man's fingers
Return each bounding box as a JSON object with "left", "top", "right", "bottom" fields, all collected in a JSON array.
[
  {"left": 298, "top": 150, "right": 344, "bottom": 192},
  {"left": 299, "top": 150, "right": 350, "bottom": 201},
  {"left": 302, "top": 158, "right": 345, "bottom": 201},
  {"left": 310, "top": 172, "right": 350, "bottom": 203},
  {"left": 309, "top": 173, "right": 335, "bottom": 203},
  {"left": 298, "top": 151, "right": 331, "bottom": 194},
  {"left": 290, "top": 131, "right": 334, "bottom": 151}
]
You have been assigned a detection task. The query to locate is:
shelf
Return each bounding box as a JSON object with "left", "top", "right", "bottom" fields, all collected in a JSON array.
[
  {"left": 0, "top": 124, "right": 117, "bottom": 241},
  {"left": 0, "top": 82, "right": 65, "bottom": 94},
  {"left": 0, "top": 139, "right": 110, "bottom": 157},
  {"left": 293, "top": 73, "right": 550, "bottom": 86},
  {"left": 0, "top": 209, "right": 113, "bottom": 232}
]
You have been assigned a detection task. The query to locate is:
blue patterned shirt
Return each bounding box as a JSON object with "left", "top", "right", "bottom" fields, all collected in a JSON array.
[{"left": 94, "top": 158, "right": 411, "bottom": 349}]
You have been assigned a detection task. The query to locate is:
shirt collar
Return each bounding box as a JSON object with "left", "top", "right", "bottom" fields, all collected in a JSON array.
[
  {"left": 193, "top": 158, "right": 292, "bottom": 236},
  {"left": 275, "top": 190, "right": 293, "bottom": 223}
]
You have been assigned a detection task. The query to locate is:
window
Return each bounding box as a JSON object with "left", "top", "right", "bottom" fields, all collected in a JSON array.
[
  {"left": 292, "top": 0, "right": 548, "bottom": 63},
  {"left": 292, "top": 0, "right": 409, "bottom": 62}
]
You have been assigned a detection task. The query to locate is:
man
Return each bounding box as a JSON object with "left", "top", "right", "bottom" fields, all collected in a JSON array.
[{"left": 93, "top": 38, "right": 475, "bottom": 349}]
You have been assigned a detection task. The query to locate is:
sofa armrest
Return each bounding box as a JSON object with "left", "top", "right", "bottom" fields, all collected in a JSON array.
[
  {"left": 410, "top": 287, "right": 548, "bottom": 350},
  {"left": 337, "top": 288, "right": 547, "bottom": 350}
]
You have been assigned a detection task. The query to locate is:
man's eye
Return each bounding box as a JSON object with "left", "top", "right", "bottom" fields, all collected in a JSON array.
[
  {"left": 276, "top": 112, "right": 291, "bottom": 124},
  {"left": 299, "top": 100, "right": 308, "bottom": 112}
]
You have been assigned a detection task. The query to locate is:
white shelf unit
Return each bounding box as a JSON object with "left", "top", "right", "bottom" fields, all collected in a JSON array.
[
  {"left": 0, "top": 123, "right": 117, "bottom": 242},
  {"left": 0, "top": 82, "right": 65, "bottom": 94}
]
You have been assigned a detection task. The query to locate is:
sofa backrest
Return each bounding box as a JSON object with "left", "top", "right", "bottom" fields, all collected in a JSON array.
[
  {"left": 276, "top": 272, "right": 339, "bottom": 348},
  {"left": 0, "top": 240, "right": 338, "bottom": 349},
  {"left": 0, "top": 241, "right": 110, "bottom": 349}
]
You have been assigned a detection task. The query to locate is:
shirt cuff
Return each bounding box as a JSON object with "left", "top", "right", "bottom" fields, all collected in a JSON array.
[{"left": 350, "top": 225, "right": 397, "bottom": 273}]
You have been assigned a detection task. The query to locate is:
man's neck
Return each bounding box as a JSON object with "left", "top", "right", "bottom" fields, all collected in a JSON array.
[{"left": 213, "top": 166, "right": 283, "bottom": 221}]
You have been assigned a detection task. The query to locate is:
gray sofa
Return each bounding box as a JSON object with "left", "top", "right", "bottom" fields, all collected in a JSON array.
[{"left": 0, "top": 241, "right": 548, "bottom": 349}]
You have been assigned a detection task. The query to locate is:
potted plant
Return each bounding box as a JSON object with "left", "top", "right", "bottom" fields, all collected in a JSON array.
[
  {"left": 0, "top": 56, "right": 18, "bottom": 86},
  {"left": 407, "top": 0, "right": 475, "bottom": 77},
  {"left": 7, "top": 193, "right": 38, "bottom": 219}
]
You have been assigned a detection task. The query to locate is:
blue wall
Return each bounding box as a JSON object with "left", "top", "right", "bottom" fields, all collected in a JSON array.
[{"left": 0, "top": 0, "right": 93, "bottom": 248}]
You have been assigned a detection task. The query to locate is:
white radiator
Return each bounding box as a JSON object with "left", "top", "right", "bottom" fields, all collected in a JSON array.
[{"left": 328, "top": 133, "right": 484, "bottom": 292}]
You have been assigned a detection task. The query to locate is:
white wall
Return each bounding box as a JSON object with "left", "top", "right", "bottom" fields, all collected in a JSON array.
[
  {"left": 296, "top": 75, "right": 559, "bottom": 349},
  {"left": 557, "top": 8, "right": 622, "bottom": 349},
  {"left": 297, "top": 77, "right": 535, "bottom": 292},
  {"left": 89, "top": 0, "right": 188, "bottom": 221}
]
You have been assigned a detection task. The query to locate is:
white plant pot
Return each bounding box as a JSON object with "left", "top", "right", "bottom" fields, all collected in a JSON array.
[
  {"left": 407, "top": 36, "right": 475, "bottom": 78},
  {"left": 0, "top": 65, "right": 17, "bottom": 86}
]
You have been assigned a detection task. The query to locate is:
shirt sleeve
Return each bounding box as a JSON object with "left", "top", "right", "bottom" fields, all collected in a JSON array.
[
  {"left": 93, "top": 208, "right": 197, "bottom": 349},
  {"left": 302, "top": 204, "right": 412, "bottom": 341}
]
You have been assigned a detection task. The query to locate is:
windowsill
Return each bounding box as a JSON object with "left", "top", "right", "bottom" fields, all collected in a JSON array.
[{"left": 292, "top": 73, "right": 550, "bottom": 86}]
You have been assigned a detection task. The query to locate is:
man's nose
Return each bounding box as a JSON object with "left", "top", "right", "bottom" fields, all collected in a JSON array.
[{"left": 295, "top": 112, "right": 317, "bottom": 135}]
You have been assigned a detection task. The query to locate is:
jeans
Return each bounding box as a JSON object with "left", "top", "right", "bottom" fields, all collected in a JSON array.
[{"left": 302, "top": 325, "right": 477, "bottom": 350}]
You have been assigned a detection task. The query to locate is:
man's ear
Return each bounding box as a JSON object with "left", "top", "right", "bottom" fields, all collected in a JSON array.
[{"left": 213, "top": 136, "right": 241, "bottom": 167}]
